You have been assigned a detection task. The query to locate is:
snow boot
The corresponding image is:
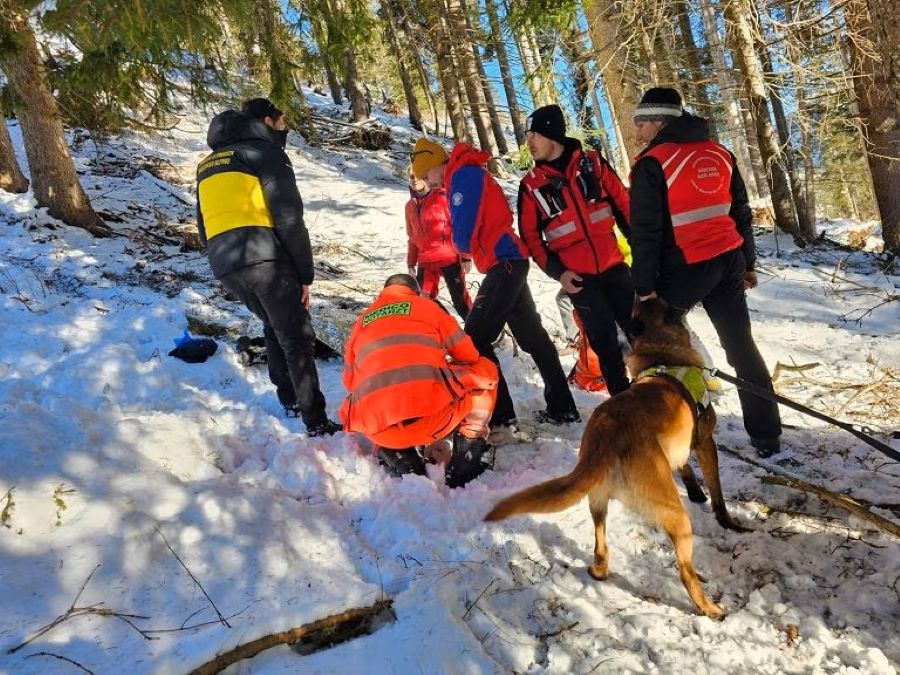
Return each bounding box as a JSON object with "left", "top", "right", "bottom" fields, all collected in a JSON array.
[
  {"left": 307, "top": 418, "right": 343, "bottom": 437},
  {"left": 533, "top": 408, "right": 581, "bottom": 426},
  {"left": 445, "top": 434, "right": 494, "bottom": 489},
  {"left": 750, "top": 436, "right": 781, "bottom": 458},
  {"left": 376, "top": 447, "right": 427, "bottom": 477}
]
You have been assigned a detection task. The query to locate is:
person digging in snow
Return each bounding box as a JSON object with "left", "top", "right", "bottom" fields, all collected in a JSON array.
[{"left": 339, "top": 274, "right": 498, "bottom": 488}]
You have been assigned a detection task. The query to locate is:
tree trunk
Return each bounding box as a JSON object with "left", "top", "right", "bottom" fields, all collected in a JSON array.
[
  {"left": 485, "top": 0, "right": 526, "bottom": 146},
  {"left": 322, "top": 58, "right": 343, "bottom": 105},
  {"left": 562, "top": 25, "right": 596, "bottom": 133},
  {"left": 698, "top": 0, "right": 761, "bottom": 199},
  {"left": 460, "top": 0, "right": 507, "bottom": 154},
  {"left": 676, "top": 1, "right": 718, "bottom": 140},
  {"left": 846, "top": 0, "right": 900, "bottom": 252},
  {"left": 757, "top": 39, "right": 814, "bottom": 238},
  {"left": 343, "top": 47, "right": 369, "bottom": 123},
  {"left": 0, "top": 119, "right": 28, "bottom": 194},
  {"left": 585, "top": 1, "right": 643, "bottom": 161},
  {"left": 0, "top": 9, "right": 107, "bottom": 235},
  {"left": 784, "top": 30, "right": 817, "bottom": 235},
  {"left": 445, "top": 0, "right": 501, "bottom": 166},
  {"left": 723, "top": 0, "right": 805, "bottom": 244},
  {"left": 383, "top": 7, "right": 424, "bottom": 131},
  {"left": 431, "top": 3, "right": 469, "bottom": 142},
  {"left": 590, "top": 83, "right": 616, "bottom": 166}
]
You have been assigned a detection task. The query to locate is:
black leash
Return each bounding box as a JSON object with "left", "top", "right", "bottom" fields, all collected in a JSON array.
[{"left": 705, "top": 367, "right": 900, "bottom": 463}]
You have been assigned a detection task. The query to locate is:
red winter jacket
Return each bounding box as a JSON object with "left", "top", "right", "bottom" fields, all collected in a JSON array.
[
  {"left": 518, "top": 140, "right": 631, "bottom": 279},
  {"left": 444, "top": 143, "right": 528, "bottom": 273},
  {"left": 405, "top": 188, "right": 459, "bottom": 268}
]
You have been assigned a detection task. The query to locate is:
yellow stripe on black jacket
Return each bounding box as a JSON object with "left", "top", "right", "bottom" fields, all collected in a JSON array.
[{"left": 196, "top": 111, "right": 314, "bottom": 283}]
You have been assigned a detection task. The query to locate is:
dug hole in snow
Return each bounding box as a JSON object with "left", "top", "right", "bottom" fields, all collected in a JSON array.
[{"left": 1, "top": 90, "right": 898, "bottom": 674}]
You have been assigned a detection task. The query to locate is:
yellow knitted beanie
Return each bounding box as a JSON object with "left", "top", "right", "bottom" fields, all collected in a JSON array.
[{"left": 411, "top": 137, "right": 449, "bottom": 179}]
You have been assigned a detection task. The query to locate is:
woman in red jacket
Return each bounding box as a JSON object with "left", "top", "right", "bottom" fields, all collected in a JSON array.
[{"left": 405, "top": 169, "right": 472, "bottom": 319}]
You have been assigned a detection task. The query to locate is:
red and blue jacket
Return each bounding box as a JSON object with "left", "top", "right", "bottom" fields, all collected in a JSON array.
[{"left": 444, "top": 143, "right": 528, "bottom": 273}]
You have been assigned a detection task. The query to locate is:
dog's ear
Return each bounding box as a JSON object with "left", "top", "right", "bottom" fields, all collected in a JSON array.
[
  {"left": 663, "top": 302, "right": 686, "bottom": 326},
  {"left": 631, "top": 315, "right": 646, "bottom": 337}
]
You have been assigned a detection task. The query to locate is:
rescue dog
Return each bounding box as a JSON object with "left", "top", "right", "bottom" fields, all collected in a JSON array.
[{"left": 485, "top": 298, "right": 746, "bottom": 619}]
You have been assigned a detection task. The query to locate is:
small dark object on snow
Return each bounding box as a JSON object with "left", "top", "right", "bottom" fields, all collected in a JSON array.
[
  {"left": 376, "top": 447, "right": 427, "bottom": 477},
  {"left": 445, "top": 435, "right": 494, "bottom": 489},
  {"left": 236, "top": 335, "right": 341, "bottom": 367},
  {"left": 169, "top": 332, "right": 218, "bottom": 363}
]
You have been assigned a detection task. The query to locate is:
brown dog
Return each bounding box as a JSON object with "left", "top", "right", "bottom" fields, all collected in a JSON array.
[{"left": 485, "top": 299, "right": 746, "bottom": 619}]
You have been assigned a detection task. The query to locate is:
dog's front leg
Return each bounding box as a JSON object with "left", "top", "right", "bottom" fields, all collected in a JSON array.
[
  {"left": 679, "top": 463, "right": 708, "bottom": 503},
  {"left": 695, "top": 436, "right": 751, "bottom": 533}
]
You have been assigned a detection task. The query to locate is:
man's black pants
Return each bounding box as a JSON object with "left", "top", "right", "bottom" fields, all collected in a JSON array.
[
  {"left": 465, "top": 259, "right": 576, "bottom": 423},
  {"left": 657, "top": 249, "right": 782, "bottom": 440},
  {"left": 568, "top": 263, "right": 635, "bottom": 394},
  {"left": 219, "top": 261, "right": 327, "bottom": 427},
  {"left": 416, "top": 261, "right": 471, "bottom": 320}
]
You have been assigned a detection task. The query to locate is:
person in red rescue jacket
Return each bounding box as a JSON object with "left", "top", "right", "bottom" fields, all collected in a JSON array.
[
  {"left": 410, "top": 137, "right": 578, "bottom": 427},
  {"left": 339, "top": 274, "right": 498, "bottom": 488},
  {"left": 404, "top": 169, "right": 472, "bottom": 319},
  {"left": 629, "top": 87, "right": 782, "bottom": 456},
  {"left": 518, "top": 104, "right": 636, "bottom": 394}
]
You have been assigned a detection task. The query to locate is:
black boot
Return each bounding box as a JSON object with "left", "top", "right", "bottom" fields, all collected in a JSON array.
[
  {"left": 376, "top": 447, "right": 427, "bottom": 477},
  {"left": 445, "top": 435, "right": 494, "bottom": 489}
]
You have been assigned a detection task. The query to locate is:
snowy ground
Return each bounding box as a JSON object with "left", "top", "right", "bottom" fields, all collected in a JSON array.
[{"left": 1, "top": 94, "right": 898, "bottom": 674}]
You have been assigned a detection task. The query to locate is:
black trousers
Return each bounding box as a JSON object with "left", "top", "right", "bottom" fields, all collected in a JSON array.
[
  {"left": 464, "top": 259, "right": 576, "bottom": 422},
  {"left": 219, "top": 261, "right": 327, "bottom": 427},
  {"left": 567, "top": 264, "right": 635, "bottom": 394},
  {"left": 657, "top": 249, "right": 782, "bottom": 439},
  {"left": 416, "top": 261, "right": 471, "bottom": 320}
]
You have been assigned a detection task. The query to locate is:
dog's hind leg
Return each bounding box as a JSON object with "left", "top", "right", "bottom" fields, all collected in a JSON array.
[
  {"left": 695, "top": 435, "right": 750, "bottom": 532},
  {"left": 586, "top": 484, "right": 611, "bottom": 580},
  {"left": 641, "top": 468, "right": 726, "bottom": 620},
  {"left": 679, "top": 464, "right": 708, "bottom": 504}
]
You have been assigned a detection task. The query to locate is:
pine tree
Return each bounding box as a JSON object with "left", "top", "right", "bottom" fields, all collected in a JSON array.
[
  {"left": 0, "top": 118, "right": 28, "bottom": 193},
  {"left": 0, "top": 4, "right": 108, "bottom": 235}
]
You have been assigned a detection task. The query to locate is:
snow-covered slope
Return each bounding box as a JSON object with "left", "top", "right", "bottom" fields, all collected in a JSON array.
[{"left": 1, "top": 95, "right": 898, "bottom": 674}]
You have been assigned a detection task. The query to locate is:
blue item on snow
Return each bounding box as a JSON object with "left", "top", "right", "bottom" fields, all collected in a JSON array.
[{"left": 169, "top": 331, "right": 218, "bottom": 364}]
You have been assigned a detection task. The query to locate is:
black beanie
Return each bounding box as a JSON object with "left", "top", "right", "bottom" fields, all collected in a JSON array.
[
  {"left": 633, "top": 88, "right": 683, "bottom": 122},
  {"left": 242, "top": 97, "right": 283, "bottom": 121},
  {"left": 526, "top": 104, "right": 567, "bottom": 144}
]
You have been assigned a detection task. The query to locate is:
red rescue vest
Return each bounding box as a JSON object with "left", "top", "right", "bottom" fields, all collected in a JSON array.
[
  {"left": 642, "top": 140, "right": 743, "bottom": 264},
  {"left": 521, "top": 149, "right": 624, "bottom": 274}
]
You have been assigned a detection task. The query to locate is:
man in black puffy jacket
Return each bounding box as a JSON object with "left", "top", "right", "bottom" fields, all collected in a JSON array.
[{"left": 196, "top": 98, "right": 340, "bottom": 436}]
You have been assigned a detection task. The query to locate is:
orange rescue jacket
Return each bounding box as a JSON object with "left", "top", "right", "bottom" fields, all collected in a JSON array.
[
  {"left": 339, "top": 285, "right": 490, "bottom": 436},
  {"left": 640, "top": 140, "right": 743, "bottom": 264}
]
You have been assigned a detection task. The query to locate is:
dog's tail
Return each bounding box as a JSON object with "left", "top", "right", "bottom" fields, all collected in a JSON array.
[{"left": 484, "top": 432, "right": 606, "bottom": 521}]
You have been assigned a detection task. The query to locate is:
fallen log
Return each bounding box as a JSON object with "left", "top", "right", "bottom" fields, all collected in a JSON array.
[{"left": 188, "top": 598, "right": 394, "bottom": 675}]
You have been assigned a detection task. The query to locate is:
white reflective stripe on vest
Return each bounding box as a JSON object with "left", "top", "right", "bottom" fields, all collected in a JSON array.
[
  {"left": 588, "top": 205, "right": 612, "bottom": 223},
  {"left": 670, "top": 202, "right": 732, "bottom": 227},
  {"left": 545, "top": 221, "right": 577, "bottom": 241}
]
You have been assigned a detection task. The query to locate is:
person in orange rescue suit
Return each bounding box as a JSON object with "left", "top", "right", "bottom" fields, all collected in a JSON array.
[
  {"left": 339, "top": 274, "right": 499, "bottom": 488},
  {"left": 518, "top": 105, "right": 636, "bottom": 395},
  {"left": 196, "top": 97, "right": 340, "bottom": 437},
  {"left": 404, "top": 168, "right": 473, "bottom": 319},
  {"left": 410, "top": 137, "right": 579, "bottom": 428},
  {"left": 629, "top": 87, "right": 782, "bottom": 457}
]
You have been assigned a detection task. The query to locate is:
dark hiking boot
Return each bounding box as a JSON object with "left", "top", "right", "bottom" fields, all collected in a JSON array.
[
  {"left": 445, "top": 435, "right": 494, "bottom": 489},
  {"left": 489, "top": 411, "right": 517, "bottom": 429},
  {"left": 533, "top": 408, "right": 581, "bottom": 426},
  {"left": 750, "top": 436, "right": 781, "bottom": 458},
  {"left": 376, "top": 447, "right": 427, "bottom": 477},
  {"left": 307, "top": 418, "right": 342, "bottom": 437}
]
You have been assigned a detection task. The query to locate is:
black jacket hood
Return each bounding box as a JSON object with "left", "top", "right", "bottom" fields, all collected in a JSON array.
[
  {"left": 646, "top": 112, "right": 711, "bottom": 150},
  {"left": 206, "top": 110, "right": 279, "bottom": 150}
]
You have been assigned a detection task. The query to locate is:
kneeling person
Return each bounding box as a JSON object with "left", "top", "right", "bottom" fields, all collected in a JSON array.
[{"left": 339, "top": 274, "right": 498, "bottom": 488}]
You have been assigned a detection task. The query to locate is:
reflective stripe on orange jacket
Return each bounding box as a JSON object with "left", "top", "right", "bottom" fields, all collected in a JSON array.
[
  {"left": 641, "top": 140, "right": 743, "bottom": 264},
  {"left": 339, "top": 284, "right": 486, "bottom": 437}
]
